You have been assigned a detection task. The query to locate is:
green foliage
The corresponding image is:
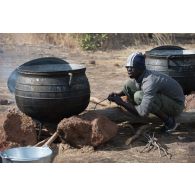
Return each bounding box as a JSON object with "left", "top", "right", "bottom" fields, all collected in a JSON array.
[{"left": 79, "top": 33, "right": 108, "bottom": 51}]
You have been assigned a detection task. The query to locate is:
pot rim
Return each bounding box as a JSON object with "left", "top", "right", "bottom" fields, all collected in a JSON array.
[
  {"left": 17, "top": 63, "right": 86, "bottom": 75},
  {"left": 145, "top": 49, "right": 195, "bottom": 58}
]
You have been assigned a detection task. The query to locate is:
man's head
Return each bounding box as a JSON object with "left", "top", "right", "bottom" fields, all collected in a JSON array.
[{"left": 125, "top": 52, "right": 146, "bottom": 79}]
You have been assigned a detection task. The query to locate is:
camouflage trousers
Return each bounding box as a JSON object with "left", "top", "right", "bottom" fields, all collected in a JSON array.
[{"left": 123, "top": 80, "right": 184, "bottom": 116}]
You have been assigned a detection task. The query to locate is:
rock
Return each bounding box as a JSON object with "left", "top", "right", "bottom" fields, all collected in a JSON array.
[
  {"left": 0, "top": 99, "right": 11, "bottom": 105},
  {"left": 57, "top": 116, "right": 92, "bottom": 147},
  {"left": 57, "top": 115, "right": 118, "bottom": 147},
  {"left": 188, "top": 143, "right": 195, "bottom": 162},
  {"left": 0, "top": 128, "right": 6, "bottom": 145},
  {"left": 0, "top": 113, "right": 8, "bottom": 145},
  {"left": 83, "top": 114, "right": 118, "bottom": 146},
  {"left": 0, "top": 141, "right": 20, "bottom": 152},
  {"left": 91, "top": 116, "right": 118, "bottom": 147},
  {"left": 80, "top": 145, "right": 94, "bottom": 153},
  {"left": 185, "top": 92, "right": 195, "bottom": 111},
  {"left": 2, "top": 107, "right": 37, "bottom": 146},
  {"left": 113, "top": 63, "right": 120, "bottom": 67},
  {"left": 89, "top": 60, "right": 96, "bottom": 64}
]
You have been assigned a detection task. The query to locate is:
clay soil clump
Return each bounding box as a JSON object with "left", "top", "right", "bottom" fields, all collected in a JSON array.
[
  {"left": 185, "top": 92, "right": 195, "bottom": 111},
  {"left": 57, "top": 116, "right": 92, "bottom": 147},
  {"left": 0, "top": 141, "right": 20, "bottom": 151},
  {"left": 57, "top": 115, "right": 118, "bottom": 148},
  {"left": 91, "top": 116, "right": 118, "bottom": 146},
  {"left": 1, "top": 107, "right": 37, "bottom": 147}
]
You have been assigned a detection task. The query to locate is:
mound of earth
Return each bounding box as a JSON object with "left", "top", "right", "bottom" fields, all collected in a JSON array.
[
  {"left": 57, "top": 115, "right": 118, "bottom": 147},
  {"left": 91, "top": 116, "right": 118, "bottom": 146},
  {"left": 185, "top": 92, "right": 195, "bottom": 111},
  {"left": 1, "top": 107, "right": 37, "bottom": 147},
  {"left": 57, "top": 116, "right": 92, "bottom": 147},
  {"left": 0, "top": 141, "right": 20, "bottom": 151}
]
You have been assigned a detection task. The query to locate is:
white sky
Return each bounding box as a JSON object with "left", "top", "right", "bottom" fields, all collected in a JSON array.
[
  {"left": 0, "top": 0, "right": 195, "bottom": 32},
  {"left": 0, "top": 1, "right": 195, "bottom": 195}
]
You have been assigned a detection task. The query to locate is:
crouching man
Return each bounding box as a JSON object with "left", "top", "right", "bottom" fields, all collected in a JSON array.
[{"left": 108, "top": 52, "right": 185, "bottom": 133}]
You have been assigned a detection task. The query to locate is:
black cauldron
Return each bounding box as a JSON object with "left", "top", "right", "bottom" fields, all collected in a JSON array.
[
  {"left": 14, "top": 59, "right": 90, "bottom": 123},
  {"left": 145, "top": 45, "right": 195, "bottom": 94}
]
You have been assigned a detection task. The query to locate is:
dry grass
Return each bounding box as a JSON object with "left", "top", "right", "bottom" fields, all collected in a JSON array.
[
  {"left": 0, "top": 33, "right": 195, "bottom": 50},
  {"left": 0, "top": 33, "right": 80, "bottom": 49},
  {"left": 36, "top": 33, "right": 79, "bottom": 49},
  {"left": 152, "top": 33, "right": 175, "bottom": 45}
]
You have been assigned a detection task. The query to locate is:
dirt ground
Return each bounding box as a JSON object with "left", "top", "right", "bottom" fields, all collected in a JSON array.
[{"left": 1, "top": 43, "right": 195, "bottom": 163}]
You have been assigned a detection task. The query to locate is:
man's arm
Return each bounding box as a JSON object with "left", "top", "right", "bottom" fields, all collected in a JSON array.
[
  {"left": 120, "top": 101, "right": 139, "bottom": 116},
  {"left": 108, "top": 94, "right": 139, "bottom": 116}
]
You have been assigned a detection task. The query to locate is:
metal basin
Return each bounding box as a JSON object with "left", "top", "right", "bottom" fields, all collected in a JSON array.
[{"left": 0, "top": 146, "right": 53, "bottom": 163}]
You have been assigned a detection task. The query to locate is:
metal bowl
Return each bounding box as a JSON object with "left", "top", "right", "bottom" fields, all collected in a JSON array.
[{"left": 0, "top": 146, "right": 53, "bottom": 163}]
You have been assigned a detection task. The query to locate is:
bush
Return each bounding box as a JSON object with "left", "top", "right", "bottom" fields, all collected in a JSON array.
[{"left": 79, "top": 33, "right": 108, "bottom": 51}]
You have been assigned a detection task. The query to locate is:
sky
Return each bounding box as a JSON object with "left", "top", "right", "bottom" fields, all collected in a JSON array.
[{"left": 0, "top": 1, "right": 195, "bottom": 195}]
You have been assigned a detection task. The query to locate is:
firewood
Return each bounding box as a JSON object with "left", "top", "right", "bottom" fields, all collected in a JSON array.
[
  {"left": 125, "top": 124, "right": 151, "bottom": 145},
  {"left": 85, "top": 107, "right": 195, "bottom": 124},
  {"left": 34, "top": 137, "right": 50, "bottom": 146},
  {"left": 90, "top": 97, "right": 110, "bottom": 107},
  {"left": 43, "top": 131, "right": 60, "bottom": 147}
]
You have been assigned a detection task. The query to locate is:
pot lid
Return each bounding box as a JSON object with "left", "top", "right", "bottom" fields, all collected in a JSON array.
[
  {"left": 145, "top": 49, "right": 195, "bottom": 57},
  {"left": 17, "top": 63, "right": 86, "bottom": 74},
  {"left": 7, "top": 57, "right": 69, "bottom": 93}
]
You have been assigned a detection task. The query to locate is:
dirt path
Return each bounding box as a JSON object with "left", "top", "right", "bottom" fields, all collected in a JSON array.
[{"left": 1, "top": 43, "right": 195, "bottom": 163}]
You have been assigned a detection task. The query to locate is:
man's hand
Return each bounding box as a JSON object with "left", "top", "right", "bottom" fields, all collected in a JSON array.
[
  {"left": 108, "top": 93, "right": 139, "bottom": 116},
  {"left": 108, "top": 92, "right": 118, "bottom": 98},
  {"left": 108, "top": 93, "right": 124, "bottom": 106}
]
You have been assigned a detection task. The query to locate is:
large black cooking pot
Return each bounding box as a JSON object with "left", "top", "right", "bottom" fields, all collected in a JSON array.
[
  {"left": 8, "top": 57, "right": 68, "bottom": 93},
  {"left": 145, "top": 45, "right": 195, "bottom": 94},
  {"left": 15, "top": 62, "right": 90, "bottom": 123}
]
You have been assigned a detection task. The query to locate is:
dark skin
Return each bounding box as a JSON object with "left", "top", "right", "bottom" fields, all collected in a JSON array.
[
  {"left": 108, "top": 66, "right": 142, "bottom": 116},
  {"left": 108, "top": 66, "right": 169, "bottom": 122}
]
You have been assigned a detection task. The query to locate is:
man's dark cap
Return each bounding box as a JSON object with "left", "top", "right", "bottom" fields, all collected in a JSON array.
[{"left": 125, "top": 52, "right": 146, "bottom": 70}]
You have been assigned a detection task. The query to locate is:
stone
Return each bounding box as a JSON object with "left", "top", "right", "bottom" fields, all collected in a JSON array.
[
  {"left": 113, "top": 63, "right": 120, "bottom": 67},
  {"left": 0, "top": 141, "right": 20, "bottom": 152},
  {"left": 57, "top": 115, "right": 118, "bottom": 147},
  {"left": 57, "top": 116, "right": 92, "bottom": 147},
  {"left": 188, "top": 142, "right": 195, "bottom": 162},
  {"left": 185, "top": 92, "right": 195, "bottom": 111},
  {"left": 0, "top": 99, "right": 9, "bottom": 105},
  {"left": 2, "top": 107, "right": 37, "bottom": 146},
  {"left": 89, "top": 60, "right": 96, "bottom": 64},
  {"left": 91, "top": 116, "right": 118, "bottom": 147}
]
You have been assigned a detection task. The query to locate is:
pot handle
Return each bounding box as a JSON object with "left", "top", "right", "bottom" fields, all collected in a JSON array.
[
  {"left": 68, "top": 73, "right": 73, "bottom": 88},
  {"left": 167, "top": 55, "right": 194, "bottom": 71}
]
